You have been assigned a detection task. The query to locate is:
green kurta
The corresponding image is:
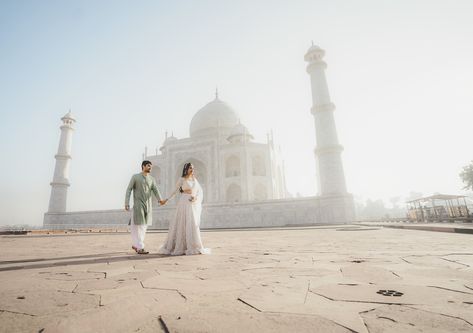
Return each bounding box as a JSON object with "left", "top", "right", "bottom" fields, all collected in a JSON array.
[{"left": 125, "top": 173, "right": 163, "bottom": 225}]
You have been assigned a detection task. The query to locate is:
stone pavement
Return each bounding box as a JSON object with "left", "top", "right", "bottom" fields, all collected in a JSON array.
[{"left": 1, "top": 225, "right": 473, "bottom": 333}]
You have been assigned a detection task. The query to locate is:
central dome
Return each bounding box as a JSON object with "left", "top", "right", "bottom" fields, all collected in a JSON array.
[{"left": 190, "top": 96, "right": 239, "bottom": 137}]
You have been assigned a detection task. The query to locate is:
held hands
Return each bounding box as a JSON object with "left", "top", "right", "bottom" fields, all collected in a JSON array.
[
  {"left": 159, "top": 199, "right": 168, "bottom": 206},
  {"left": 125, "top": 205, "right": 130, "bottom": 211}
]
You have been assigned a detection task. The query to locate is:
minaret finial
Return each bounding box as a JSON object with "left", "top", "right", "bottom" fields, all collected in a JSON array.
[
  {"left": 215, "top": 87, "right": 219, "bottom": 99},
  {"left": 311, "top": 40, "right": 314, "bottom": 46}
]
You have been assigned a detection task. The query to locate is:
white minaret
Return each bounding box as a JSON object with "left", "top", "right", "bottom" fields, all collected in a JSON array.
[
  {"left": 48, "top": 111, "right": 76, "bottom": 213},
  {"left": 305, "top": 44, "right": 347, "bottom": 195}
]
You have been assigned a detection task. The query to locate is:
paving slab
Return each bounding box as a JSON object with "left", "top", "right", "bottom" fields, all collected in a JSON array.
[
  {"left": 0, "top": 289, "right": 100, "bottom": 316},
  {"left": 360, "top": 304, "right": 473, "bottom": 332},
  {"left": 311, "top": 283, "right": 473, "bottom": 306}
]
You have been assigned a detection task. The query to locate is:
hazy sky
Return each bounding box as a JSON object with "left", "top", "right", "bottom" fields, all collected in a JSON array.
[{"left": 1, "top": 0, "right": 472, "bottom": 225}]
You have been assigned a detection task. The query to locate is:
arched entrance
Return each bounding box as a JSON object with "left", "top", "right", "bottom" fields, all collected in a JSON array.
[{"left": 226, "top": 183, "right": 242, "bottom": 203}]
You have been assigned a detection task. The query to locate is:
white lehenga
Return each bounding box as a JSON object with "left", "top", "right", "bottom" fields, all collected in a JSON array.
[{"left": 158, "top": 177, "right": 210, "bottom": 255}]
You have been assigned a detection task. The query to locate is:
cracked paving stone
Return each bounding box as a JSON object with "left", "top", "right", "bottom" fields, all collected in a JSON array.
[
  {"left": 239, "top": 279, "right": 377, "bottom": 333},
  {"left": 310, "top": 283, "right": 473, "bottom": 306},
  {"left": 97, "top": 287, "right": 186, "bottom": 308},
  {"left": 73, "top": 277, "right": 141, "bottom": 293},
  {"left": 37, "top": 271, "right": 105, "bottom": 281},
  {"left": 189, "top": 266, "right": 240, "bottom": 280},
  {"left": 110, "top": 270, "right": 157, "bottom": 282},
  {"left": 339, "top": 264, "right": 403, "bottom": 284},
  {"left": 400, "top": 255, "right": 469, "bottom": 270},
  {"left": 38, "top": 294, "right": 168, "bottom": 333},
  {"left": 142, "top": 272, "right": 246, "bottom": 295},
  {"left": 361, "top": 304, "right": 473, "bottom": 333},
  {"left": 441, "top": 254, "right": 473, "bottom": 267},
  {"left": 393, "top": 267, "right": 473, "bottom": 294},
  {"left": 0, "top": 272, "right": 77, "bottom": 293},
  {"left": 409, "top": 302, "right": 473, "bottom": 327},
  {"left": 132, "top": 316, "right": 164, "bottom": 333},
  {"left": 85, "top": 263, "right": 135, "bottom": 278},
  {"left": 242, "top": 266, "right": 340, "bottom": 280},
  {"left": 0, "top": 310, "right": 47, "bottom": 333},
  {"left": 0, "top": 290, "right": 100, "bottom": 316},
  {"left": 161, "top": 310, "right": 354, "bottom": 333}
]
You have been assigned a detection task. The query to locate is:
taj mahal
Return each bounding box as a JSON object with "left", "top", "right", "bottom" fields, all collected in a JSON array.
[
  {"left": 146, "top": 90, "right": 287, "bottom": 205},
  {"left": 43, "top": 45, "right": 355, "bottom": 229}
]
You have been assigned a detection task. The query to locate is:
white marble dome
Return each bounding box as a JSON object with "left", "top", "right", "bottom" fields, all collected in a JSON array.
[
  {"left": 190, "top": 96, "right": 239, "bottom": 137},
  {"left": 227, "top": 122, "right": 253, "bottom": 143}
]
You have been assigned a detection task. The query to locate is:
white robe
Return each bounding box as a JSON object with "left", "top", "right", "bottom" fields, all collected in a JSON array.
[{"left": 158, "top": 177, "right": 210, "bottom": 255}]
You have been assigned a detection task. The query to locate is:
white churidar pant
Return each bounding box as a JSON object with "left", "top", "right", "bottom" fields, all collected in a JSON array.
[{"left": 131, "top": 223, "right": 147, "bottom": 250}]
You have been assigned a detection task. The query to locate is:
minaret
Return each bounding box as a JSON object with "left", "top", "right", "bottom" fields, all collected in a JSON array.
[
  {"left": 305, "top": 45, "right": 347, "bottom": 195},
  {"left": 47, "top": 111, "right": 76, "bottom": 213}
]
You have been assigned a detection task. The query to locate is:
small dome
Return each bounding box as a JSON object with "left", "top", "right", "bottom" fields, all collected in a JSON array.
[
  {"left": 190, "top": 96, "right": 239, "bottom": 137},
  {"left": 230, "top": 122, "right": 251, "bottom": 136},
  {"left": 61, "top": 110, "right": 76, "bottom": 122},
  {"left": 304, "top": 44, "right": 325, "bottom": 62},
  {"left": 227, "top": 122, "right": 253, "bottom": 143},
  {"left": 307, "top": 44, "right": 323, "bottom": 53},
  {"left": 164, "top": 135, "right": 177, "bottom": 143},
  {"left": 161, "top": 133, "right": 178, "bottom": 147},
  {"left": 160, "top": 133, "right": 178, "bottom": 152}
]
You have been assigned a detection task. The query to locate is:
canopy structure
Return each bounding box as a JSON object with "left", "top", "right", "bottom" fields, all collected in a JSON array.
[{"left": 406, "top": 194, "right": 471, "bottom": 222}]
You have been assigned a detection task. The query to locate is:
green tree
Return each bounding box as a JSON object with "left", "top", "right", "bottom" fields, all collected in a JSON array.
[{"left": 460, "top": 161, "right": 473, "bottom": 191}]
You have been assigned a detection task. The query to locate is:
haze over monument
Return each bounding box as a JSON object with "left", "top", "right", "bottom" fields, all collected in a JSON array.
[{"left": 1, "top": 1, "right": 472, "bottom": 226}]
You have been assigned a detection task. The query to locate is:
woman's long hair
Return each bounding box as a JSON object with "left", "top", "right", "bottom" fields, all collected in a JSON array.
[{"left": 181, "top": 162, "right": 193, "bottom": 177}]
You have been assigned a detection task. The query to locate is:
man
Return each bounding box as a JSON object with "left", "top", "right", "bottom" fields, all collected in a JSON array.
[{"left": 125, "top": 160, "right": 166, "bottom": 254}]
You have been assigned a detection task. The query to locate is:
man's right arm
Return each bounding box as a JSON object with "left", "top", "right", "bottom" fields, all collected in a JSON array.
[{"left": 125, "top": 175, "right": 135, "bottom": 210}]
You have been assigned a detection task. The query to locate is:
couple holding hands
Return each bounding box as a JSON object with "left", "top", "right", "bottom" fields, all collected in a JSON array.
[{"left": 125, "top": 160, "right": 210, "bottom": 255}]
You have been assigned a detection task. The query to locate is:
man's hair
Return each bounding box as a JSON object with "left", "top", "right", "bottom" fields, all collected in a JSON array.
[{"left": 141, "top": 160, "right": 152, "bottom": 169}]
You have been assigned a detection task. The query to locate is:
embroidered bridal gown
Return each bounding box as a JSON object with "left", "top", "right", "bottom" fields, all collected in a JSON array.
[{"left": 158, "top": 177, "right": 210, "bottom": 255}]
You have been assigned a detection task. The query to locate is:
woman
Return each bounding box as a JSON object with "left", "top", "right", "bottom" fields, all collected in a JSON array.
[{"left": 158, "top": 163, "right": 210, "bottom": 255}]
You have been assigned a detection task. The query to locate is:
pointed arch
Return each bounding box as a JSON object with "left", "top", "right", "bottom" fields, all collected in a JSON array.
[
  {"left": 226, "top": 183, "right": 241, "bottom": 203},
  {"left": 225, "top": 155, "right": 240, "bottom": 177}
]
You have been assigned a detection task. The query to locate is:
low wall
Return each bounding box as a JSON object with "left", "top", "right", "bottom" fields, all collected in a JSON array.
[{"left": 43, "top": 194, "right": 355, "bottom": 230}]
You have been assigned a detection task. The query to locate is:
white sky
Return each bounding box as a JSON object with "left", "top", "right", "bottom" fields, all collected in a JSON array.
[{"left": 0, "top": 0, "right": 472, "bottom": 225}]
